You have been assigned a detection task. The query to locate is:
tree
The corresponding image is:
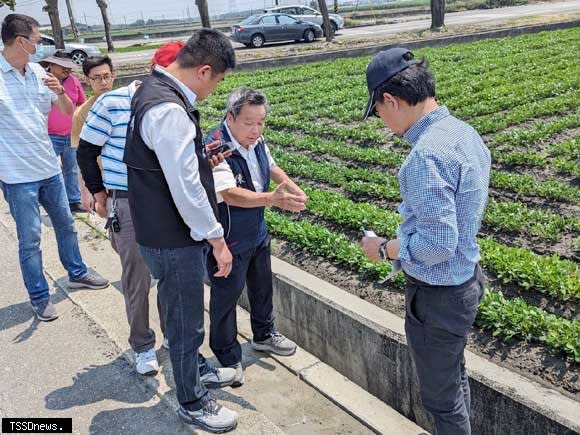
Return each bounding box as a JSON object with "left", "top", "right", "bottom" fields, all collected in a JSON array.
[
  {"left": 0, "top": 0, "right": 16, "bottom": 10},
  {"left": 96, "top": 0, "right": 115, "bottom": 52},
  {"left": 195, "top": 0, "right": 211, "bottom": 28},
  {"left": 64, "top": 0, "right": 80, "bottom": 41},
  {"left": 44, "top": 0, "right": 65, "bottom": 49},
  {"left": 318, "top": 0, "right": 334, "bottom": 42},
  {"left": 430, "top": 0, "right": 445, "bottom": 31}
]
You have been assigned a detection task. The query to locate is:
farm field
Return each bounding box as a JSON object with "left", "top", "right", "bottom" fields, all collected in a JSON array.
[{"left": 197, "top": 28, "right": 580, "bottom": 397}]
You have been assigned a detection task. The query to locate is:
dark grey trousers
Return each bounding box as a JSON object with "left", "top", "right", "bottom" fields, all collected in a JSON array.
[
  {"left": 405, "top": 266, "right": 486, "bottom": 435},
  {"left": 108, "top": 197, "right": 163, "bottom": 353}
]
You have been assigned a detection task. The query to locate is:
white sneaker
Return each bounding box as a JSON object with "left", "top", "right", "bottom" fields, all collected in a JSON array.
[
  {"left": 252, "top": 332, "right": 297, "bottom": 356},
  {"left": 135, "top": 348, "right": 159, "bottom": 376},
  {"left": 228, "top": 362, "right": 245, "bottom": 388},
  {"left": 201, "top": 364, "right": 237, "bottom": 389},
  {"left": 178, "top": 399, "right": 238, "bottom": 433}
]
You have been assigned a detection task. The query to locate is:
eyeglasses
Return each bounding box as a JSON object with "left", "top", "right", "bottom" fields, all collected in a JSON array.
[
  {"left": 88, "top": 74, "right": 114, "bottom": 82},
  {"left": 16, "top": 34, "right": 42, "bottom": 45}
]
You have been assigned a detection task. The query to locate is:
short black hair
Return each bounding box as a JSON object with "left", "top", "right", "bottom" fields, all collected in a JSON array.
[
  {"left": 373, "top": 58, "right": 436, "bottom": 106},
  {"left": 177, "top": 29, "right": 236, "bottom": 74},
  {"left": 82, "top": 56, "right": 114, "bottom": 76},
  {"left": 1, "top": 14, "right": 39, "bottom": 45}
]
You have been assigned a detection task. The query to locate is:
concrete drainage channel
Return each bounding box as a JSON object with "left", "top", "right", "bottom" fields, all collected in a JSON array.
[{"left": 237, "top": 257, "right": 580, "bottom": 435}]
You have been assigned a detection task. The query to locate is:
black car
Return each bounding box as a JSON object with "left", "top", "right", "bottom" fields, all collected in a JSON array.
[{"left": 231, "top": 13, "right": 323, "bottom": 48}]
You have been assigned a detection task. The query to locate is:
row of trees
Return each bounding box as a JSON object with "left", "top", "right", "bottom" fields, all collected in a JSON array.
[
  {"left": 0, "top": 0, "right": 115, "bottom": 51},
  {"left": 0, "top": 0, "right": 447, "bottom": 53}
]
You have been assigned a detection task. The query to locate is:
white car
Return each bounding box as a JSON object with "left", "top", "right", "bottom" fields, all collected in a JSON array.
[
  {"left": 264, "top": 5, "right": 345, "bottom": 34},
  {"left": 0, "top": 33, "right": 101, "bottom": 66}
]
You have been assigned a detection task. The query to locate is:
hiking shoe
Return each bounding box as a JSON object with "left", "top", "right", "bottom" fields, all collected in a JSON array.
[
  {"left": 69, "top": 272, "right": 109, "bottom": 290},
  {"left": 227, "top": 362, "right": 245, "bottom": 388},
  {"left": 201, "top": 362, "right": 236, "bottom": 389},
  {"left": 69, "top": 202, "right": 87, "bottom": 214},
  {"left": 252, "top": 332, "right": 297, "bottom": 356},
  {"left": 31, "top": 300, "right": 58, "bottom": 322},
  {"left": 177, "top": 399, "right": 238, "bottom": 433},
  {"left": 135, "top": 348, "right": 159, "bottom": 376}
]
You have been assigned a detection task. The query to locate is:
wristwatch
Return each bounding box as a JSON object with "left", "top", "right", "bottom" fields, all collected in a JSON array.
[{"left": 378, "top": 240, "right": 390, "bottom": 261}]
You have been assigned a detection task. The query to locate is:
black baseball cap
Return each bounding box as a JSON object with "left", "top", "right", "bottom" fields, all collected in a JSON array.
[{"left": 363, "top": 47, "right": 418, "bottom": 120}]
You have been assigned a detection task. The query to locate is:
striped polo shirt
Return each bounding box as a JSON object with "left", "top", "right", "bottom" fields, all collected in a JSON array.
[
  {"left": 80, "top": 81, "right": 138, "bottom": 191},
  {"left": 0, "top": 54, "right": 60, "bottom": 184}
]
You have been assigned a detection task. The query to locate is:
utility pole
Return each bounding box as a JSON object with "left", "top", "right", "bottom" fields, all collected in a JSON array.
[
  {"left": 65, "top": 0, "right": 80, "bottom": 41},
  {"left": 84, "top": 12, "right": 88, "bottom": 28}
]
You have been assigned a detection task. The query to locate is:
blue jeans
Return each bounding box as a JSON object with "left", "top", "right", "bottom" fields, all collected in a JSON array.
[
  {"left": 50, "top": 134, "right": 81, "bottom": 204},
  {"left": 1, "top": 174, "right": 88, "bottom": 304},
  {"left": 139, "top": 243, "right": 211, "bottom": 411}
]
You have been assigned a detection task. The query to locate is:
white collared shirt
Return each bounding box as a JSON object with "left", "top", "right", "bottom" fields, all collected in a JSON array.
[
  {"left": 212, "top": 122, "right": 277, "bottom": 203},
  {"left": 139, "top": 66, "right": 223, "bottom": 241},
  {"left": 0, "top": 54, "right": 60, "bottom": 184}
]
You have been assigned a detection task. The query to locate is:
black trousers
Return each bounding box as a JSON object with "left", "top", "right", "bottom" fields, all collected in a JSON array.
[{"left": 207, "top": 237, "right": 275, "bottom": 367}]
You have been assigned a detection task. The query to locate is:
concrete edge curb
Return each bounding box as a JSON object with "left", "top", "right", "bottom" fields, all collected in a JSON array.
[
  {"left": 109, "top": 18, "right": 580, "bottom": 88},
  {"left": 235, "top": 256, "right": 580, "bottom": 435},
  {"left": 73, "top": 214, "right": 580, "bottom": 433},
  {"left": 62, "top": 215, "right": 425, "bottom": 434},
  {"left": 231, "top": 302, "right": 426, "bottom": 435}
]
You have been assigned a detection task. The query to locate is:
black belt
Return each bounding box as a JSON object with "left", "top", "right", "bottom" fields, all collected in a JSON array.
[
  {"left": 107, "top": 189, "right": 129, "bottom": 198},
  {"left": 405, "top": 264, "right": 483, "bottom": 290}
]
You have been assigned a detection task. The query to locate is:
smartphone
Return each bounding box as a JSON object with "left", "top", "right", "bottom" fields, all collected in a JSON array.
[{"left": 207, "top": 143, "right": 230, "bottom": 159}]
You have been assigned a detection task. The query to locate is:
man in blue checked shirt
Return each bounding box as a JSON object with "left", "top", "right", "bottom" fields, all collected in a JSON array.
[{"left": 361, "top": 48, "right": 491, "bottom": 435}]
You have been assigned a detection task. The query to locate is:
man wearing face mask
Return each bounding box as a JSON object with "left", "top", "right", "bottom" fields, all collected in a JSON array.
[
  {"left": 0, "top": 14, "right": 109, "bottom": 322},
  {"left": 42, "top": 50, "right": 87, "bottom": 213},
  {"left": 204, "top": 87, "right": 308, "bottom": 386}
]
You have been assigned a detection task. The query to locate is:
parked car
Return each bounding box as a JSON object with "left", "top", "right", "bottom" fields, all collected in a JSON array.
[
  {"left": 231, "top": 14, "right": 323, "bottom": 48},
  {"left": 264, "top": 5, "right": 345, "bottom": 34},
  {"left": 0, "top": 34, "right": 101, "bottom": 66}
]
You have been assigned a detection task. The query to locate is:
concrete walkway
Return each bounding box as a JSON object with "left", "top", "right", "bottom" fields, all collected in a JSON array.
[{"left": 0, "top": 196, "right": 424, "bottom": 434}]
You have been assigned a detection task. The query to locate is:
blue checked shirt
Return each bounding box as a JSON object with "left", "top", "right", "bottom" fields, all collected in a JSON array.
[{"left": 397, "top": 106, "right": 491, "bottom": 286}]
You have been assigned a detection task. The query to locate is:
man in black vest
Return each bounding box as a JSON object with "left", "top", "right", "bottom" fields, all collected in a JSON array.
[
  {"left": 205, "top": 87, "right": 307, "bottom": 386},
  {"left": 124, "top": 30, "right": 238, "bottom": 433}
]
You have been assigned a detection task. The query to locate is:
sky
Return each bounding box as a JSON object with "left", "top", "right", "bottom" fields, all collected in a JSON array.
[{"left": 1, "top": 0, "right": 313, "bottom": 26}]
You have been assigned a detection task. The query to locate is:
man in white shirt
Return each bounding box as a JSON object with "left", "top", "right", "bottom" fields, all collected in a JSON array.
[
  {"left": 123, "top": 29, "right": 238, "bottom": 433},
  {"left": 205, "top": 87, "right": 308, "bottom": 386},
  {"left": 0, "top": 14, "right": 108, "bottom": 322}
]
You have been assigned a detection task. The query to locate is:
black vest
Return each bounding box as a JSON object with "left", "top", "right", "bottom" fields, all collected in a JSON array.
[
  {"left": 205, "top": 122, "right": 270, "bottom": 255},
  {"left": 124, "top": 70, "right": 218, "bottom": 248}
]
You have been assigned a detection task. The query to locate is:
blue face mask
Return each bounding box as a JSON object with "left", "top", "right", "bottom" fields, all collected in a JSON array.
[
  {"left": 21, "top": 38, "right": 45, "bottom": 63},
  {"left": 29, "top": 43, "right": 45, "bottom": 63}
]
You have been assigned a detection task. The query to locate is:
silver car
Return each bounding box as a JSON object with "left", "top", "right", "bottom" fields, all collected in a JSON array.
[
  {"left": 38, "top": 34, "right": 102, "bottom": 65},
  {"left": 231, "top": 14, "right": 323, "bottom": 48},
  {"left": 1, "top": 33, "right": 103, "bottom": 66},
  {"left": 264, "top": 5, "right": 345, "bottom": 34}
]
